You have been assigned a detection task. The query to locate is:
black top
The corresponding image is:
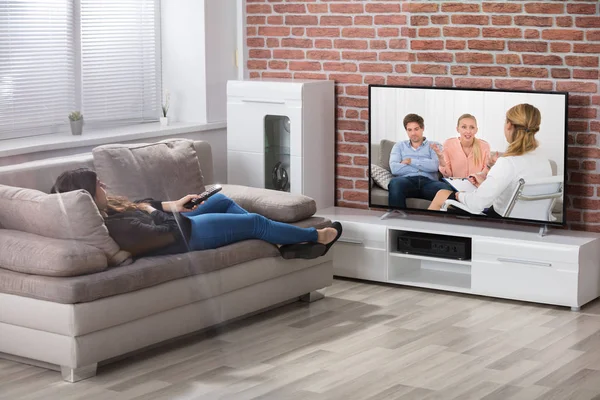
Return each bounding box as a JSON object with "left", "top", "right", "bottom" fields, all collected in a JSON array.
[{"left": 104, "top": 199, "right": 192, "bottom": 258}]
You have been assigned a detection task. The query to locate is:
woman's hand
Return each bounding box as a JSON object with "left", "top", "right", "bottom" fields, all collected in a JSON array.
[
  {"left": 164, "top": 194, "right": 202, "bottom": 213},
  {"left": 430, "top": 143, "right": 445, "bottom": 167},
  {"left": 486, "top": 151, "right": 500, "bottom": 169},
  {"left": 468, "top": 172, "right": 486, "bottom": 188}
]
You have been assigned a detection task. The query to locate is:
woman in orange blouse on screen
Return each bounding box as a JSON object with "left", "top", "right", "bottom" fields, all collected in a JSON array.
[{"left": 431, "top": 114, "right": 495, "bottom": 179}]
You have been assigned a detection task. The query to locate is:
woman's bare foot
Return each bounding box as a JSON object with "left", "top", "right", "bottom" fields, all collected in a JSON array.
[{"left": 317, "top": 227, "right": 338, "bottom": 245}]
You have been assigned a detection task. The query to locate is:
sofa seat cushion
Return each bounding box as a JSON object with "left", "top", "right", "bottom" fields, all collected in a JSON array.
[
  {"left": 0, "top": 217, "right": 331, "bottom": 304},
  {"left": 0, "top": 230, "right": 107, "bottom": 277},
  {"left": 220, "top": 184, "right": 317, "bottom": 222},
  {"left": 92, "top": 139, "right": 205, "bottom": 201}
]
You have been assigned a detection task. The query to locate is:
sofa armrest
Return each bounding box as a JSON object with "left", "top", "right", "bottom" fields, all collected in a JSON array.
[
  {"left": 219, "top": 184, "right": 316, "bottom": 222},
  {"left": 0, "top": 229, "right": 110, "bottom": 277}
]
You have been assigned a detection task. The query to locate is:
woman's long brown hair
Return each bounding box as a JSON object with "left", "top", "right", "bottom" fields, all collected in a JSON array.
[{"left": 52, "top": 168, "right": 145, "bottom": 215}]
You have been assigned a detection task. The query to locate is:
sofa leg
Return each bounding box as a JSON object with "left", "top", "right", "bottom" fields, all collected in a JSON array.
[
  {"left": 300, "top": 290, "right": 324, "bottom": 303},
  {"left": 60, "top": 363, "right": 98, "bottom": 383}
]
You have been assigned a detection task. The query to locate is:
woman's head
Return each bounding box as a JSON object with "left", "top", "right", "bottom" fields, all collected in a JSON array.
[
  {"left": 52, "top": 168, "right": 108, "bottom": 210},
  {"left": 456, "top": 114, "right": 478, "bottom": 145},
  {"left": 504, "top": 103, "right": 541, "bottom": 157},
  {"left": 456, "top": 113, "right": 483, "bottom": 166}
]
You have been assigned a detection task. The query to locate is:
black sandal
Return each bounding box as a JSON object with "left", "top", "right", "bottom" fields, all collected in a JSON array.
[
  {"left": 279, "top": 242, "right": 326, "bottom": 260},
  {"left": 323, "top": 221, "right": 343, "bottom": 255}
]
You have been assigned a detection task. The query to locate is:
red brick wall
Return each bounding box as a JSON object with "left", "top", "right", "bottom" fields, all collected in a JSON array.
[{"left": 245, "top": 1, "right": 600, "bottom": 231}]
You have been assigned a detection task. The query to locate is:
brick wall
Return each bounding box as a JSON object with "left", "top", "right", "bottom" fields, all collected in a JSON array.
[{"left": 245, "top": 0, "right": 600, "bottom": 231}]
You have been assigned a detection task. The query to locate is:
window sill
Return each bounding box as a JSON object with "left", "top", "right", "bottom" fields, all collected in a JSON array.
[{"left": 0, "top": 121, "right": 227, "bottom": 159}]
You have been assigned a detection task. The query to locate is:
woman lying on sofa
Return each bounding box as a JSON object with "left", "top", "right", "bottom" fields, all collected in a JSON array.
[{"left": 51, "top": 168, "right": 342, "bottom": 260}]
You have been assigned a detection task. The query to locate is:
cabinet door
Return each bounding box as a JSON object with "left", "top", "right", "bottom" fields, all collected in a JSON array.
[
  {"left": 227, "top": 100, "right": 302, "bottom": 156},
  {"left": 227, "top": 150, "right": 264, "bottom": 188},
  {"left": 472, "top": 259, "right": 578, "bottom": 306}
]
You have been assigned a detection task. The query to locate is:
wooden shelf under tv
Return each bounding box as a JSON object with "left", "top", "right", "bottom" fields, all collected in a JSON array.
[{"left": 317, "top": 206, "right": 600, "bottom": 311}]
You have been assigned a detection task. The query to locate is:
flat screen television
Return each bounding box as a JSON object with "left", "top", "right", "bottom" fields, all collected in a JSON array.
[{"left": 368, "top": 85, "right": 568, "bottom": 226}]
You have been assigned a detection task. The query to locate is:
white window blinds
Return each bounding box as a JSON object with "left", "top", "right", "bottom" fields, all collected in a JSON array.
[
  {"left": 80, "top": 0, "right": 160, "bottom": 126},
  {"left": 0, "top": 0, "right": 160, "bottom": 140},
  {"left": 0, "top": 1, "right": 75, "bottom": 140}
]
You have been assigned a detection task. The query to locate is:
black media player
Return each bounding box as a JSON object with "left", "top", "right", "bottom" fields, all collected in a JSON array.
[{"left": 396, "top": 231, "right": 471, "bottom": 260}]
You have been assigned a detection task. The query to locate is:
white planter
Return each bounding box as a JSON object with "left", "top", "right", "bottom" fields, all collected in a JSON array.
[
  {"left": 160, "top": 116, "right": 169, "bottom": 126},
  {"left": 70, "top": 119, "right": 84, "bottom": 135}
]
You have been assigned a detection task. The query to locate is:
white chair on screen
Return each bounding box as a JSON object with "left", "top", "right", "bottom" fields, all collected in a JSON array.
[{"left": 442, "top": 175, "right": 563, "bottom": 222}]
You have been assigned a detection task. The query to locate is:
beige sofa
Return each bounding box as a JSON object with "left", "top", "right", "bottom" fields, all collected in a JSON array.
[{"left": 0, "top": 139, "right": 333, "bottom": 382}]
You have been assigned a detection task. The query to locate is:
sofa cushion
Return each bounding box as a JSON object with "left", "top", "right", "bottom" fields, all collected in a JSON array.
[
  {"left": 0, "top": 216, "right": 332, "bottom": 304},
  {"left": 378, "top": 139, "right": 396, "bottom": 171},
  {"left": 0, "top": 230, "right": 107, "bottom": 277},
  {"left": 371, "top": 164, "right": 393, "bottom": 190},
  {"left": 220, "top": 184, "right": 316, "bottom": 222},
  {"left": 0, "top": 185, "right": 129, "bottom": 267},
  {"left": 93, "top": 139, "right": 205, "bottom": 202}
]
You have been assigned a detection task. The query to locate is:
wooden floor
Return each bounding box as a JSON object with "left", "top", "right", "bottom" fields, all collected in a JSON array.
[{"left": 3, "top": 279, "right": 600, "bottom": 400}]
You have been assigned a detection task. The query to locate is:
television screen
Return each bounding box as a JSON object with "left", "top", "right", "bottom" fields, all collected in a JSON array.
[{"left": 368, "top": 85, "right": 568, "bottom": 226}]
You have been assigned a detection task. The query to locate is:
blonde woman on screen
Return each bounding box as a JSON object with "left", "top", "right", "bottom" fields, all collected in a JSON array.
[
  {"left": 428, "top": 103, "right": 552, "bottom": 217},
  {"left": 431, "top": 114, "right": 493, "bottom": 178}
]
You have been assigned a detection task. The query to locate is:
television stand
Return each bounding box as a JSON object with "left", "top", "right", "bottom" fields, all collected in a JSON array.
[
  {"left": 380, "top": 209, "right": 407, "bottom": 220},
  {"left": 317, "top": 206, "right": 600, "bottom": 310}
]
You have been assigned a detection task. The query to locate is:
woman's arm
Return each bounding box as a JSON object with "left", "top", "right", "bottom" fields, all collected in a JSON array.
[
  {"left": 457, "top": 158, "right": 514, "bottom": 213},
  {"left": 136, "top": 195, "right": 201, "bottom": 213},
  {"left": 439, "top": 150, "right": 452, "bottom": 177}
]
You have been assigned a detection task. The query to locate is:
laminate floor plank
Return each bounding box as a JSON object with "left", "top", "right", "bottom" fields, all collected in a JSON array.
[{"left": 2, "top": 279, "right": 600, "bottom": 399}]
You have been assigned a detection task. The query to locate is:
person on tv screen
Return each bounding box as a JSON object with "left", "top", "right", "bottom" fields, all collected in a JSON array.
[
  {"left": 388, "top": 113, "right": 452, "bottom": 208},
  {"left": 431, "top": 114, "right": 495, "bottom": 179},
  {"left": 427, "top": 103, "right": 552, "bottom": 216}
]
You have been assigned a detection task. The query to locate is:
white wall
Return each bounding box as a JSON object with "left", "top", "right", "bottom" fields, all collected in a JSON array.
[
  {"left": 371, "top": 87, "right": 567, "bottom": 176},
  {"left": 237, "top": 0, "right": 247, "bottom": 80},
  {"left": 161, "top": 0, "right": 207, "bottom": 123},
  {"left": 161, "top": 0, "right": 239, "bottom": 124},
  {"left": 205, "top": 0, "right": 239, "bottom": 122}
]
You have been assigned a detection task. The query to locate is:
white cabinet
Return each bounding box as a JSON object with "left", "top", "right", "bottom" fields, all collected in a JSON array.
[
  {"left": 226, "top": 79, "right": 335, "bottom": 210},
  {"left": 318, "top": 206, "right": 600, "bottom": 310}
]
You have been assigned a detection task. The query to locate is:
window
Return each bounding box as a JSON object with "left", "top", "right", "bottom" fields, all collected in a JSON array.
[{"left": 0, "top": 0, "right": 160, "bottom": 140}]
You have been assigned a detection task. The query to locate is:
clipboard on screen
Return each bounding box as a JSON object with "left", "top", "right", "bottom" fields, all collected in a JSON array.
[{"left": 443, "top": 177, "right": 477, "bottom": 192}]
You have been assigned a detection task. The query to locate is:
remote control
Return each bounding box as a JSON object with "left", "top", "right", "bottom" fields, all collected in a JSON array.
[{"left": 183, "top": 184, "right": 223, "bottom": 209}]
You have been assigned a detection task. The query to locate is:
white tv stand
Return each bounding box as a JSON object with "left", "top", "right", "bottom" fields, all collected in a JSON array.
[{"left": 317, "top": 207, "right": 600, "bottom": 311}]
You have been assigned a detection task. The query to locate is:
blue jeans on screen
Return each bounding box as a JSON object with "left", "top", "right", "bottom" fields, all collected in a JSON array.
[
  {"left": 388, "top": 176, "right": 453, "bottom": 209},
  {"left": 182, "top": 193, "right": 318, "bottom": 250}
]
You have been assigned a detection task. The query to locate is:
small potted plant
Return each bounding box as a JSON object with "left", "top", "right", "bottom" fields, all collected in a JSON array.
[
  {"left": 68, "top": 111, "right": 84, "bottom": 135},
  {"left": 161, "top": 89, "right": 170, "bottom": 126}
]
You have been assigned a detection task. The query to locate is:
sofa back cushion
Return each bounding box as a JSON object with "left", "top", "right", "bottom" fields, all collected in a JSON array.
[
  {"left": 0, "top": 185, "right": 127, "bottom": 268},
  {"left": 378, "top": 139, "right": 396, "bottom": 171},
  {"left": 93, "top": 139, "right": 205, "bottom": 201}
]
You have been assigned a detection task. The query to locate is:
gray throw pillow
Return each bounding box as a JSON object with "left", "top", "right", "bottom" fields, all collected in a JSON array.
[
  {"left": 379, "top": 139, "right": 396, "bottom": 171},
  {"left": 220, "top": 184, "right": 316, "bottom": 222},
  {"left": 0, "top": 230, "right": 107, "bottom": 277},
  {"left": 93, "top": 139, "right": 205, "bottom": 202},
  {"left": 0, "top": 184, "right": 129, "bottom": 268},
  {"left": 371, "top": 164, "right": 394, "bottom": 190}
]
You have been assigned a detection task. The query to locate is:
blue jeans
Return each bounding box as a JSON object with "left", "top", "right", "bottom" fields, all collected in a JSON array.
[
  {"left": 388, "top": 176, "right": 453, "bottom": 209},
  {"left": 182, "top": 193, "right": 318, "bottom": 250}
]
